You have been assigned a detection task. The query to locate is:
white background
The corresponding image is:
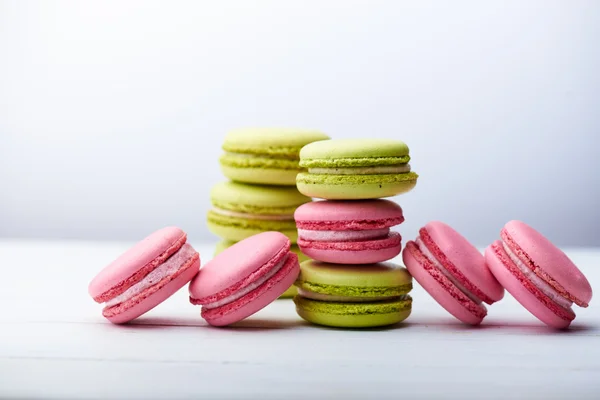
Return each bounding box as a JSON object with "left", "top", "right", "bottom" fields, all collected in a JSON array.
[{"left": 1, "top": 0, "right": 599, "bottom": 246}]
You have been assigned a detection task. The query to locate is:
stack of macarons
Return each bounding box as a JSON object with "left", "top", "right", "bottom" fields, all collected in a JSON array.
[
  {"left": 208, "top": 128, "right": 330, "bottom": 297},
  {"left": 292, "top": 138, "right": 419, "bottom": 328}
]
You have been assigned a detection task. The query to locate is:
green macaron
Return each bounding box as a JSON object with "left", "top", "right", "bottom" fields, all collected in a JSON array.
[
  {"left": 207, "top": 181, "right": 311, "bottom": 242},
  {"left": 214, "top": 239, "right": 310, "bottom": 298},
  {"left": 220, "top": 128, "right": 330, "bottom": 186},
  {"left": 297, "top": 138, "right": 418, "bottom": 199},
  {"left": 293, "top": 260, "right": 413, "bottom": 328}
]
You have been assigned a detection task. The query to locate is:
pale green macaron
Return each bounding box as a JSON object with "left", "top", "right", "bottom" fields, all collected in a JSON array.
[
  {"left": 214, "top": 240, "right": 311, "bottom": 298},
  {"left": 297, "top": 138, "right": 419, "bottom": 199},
  {"left": 294, "top": 260, "right": 413, "bottom": 328},
  {"left": 220, "top": 128, "right": 330, "bottom": 186},
  {"left": 207, "top": 181, "right": 311, "bottom": 243}
]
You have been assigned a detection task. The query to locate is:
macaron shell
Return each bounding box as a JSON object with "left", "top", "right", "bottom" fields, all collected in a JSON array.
[
  {"left": 223, "top": 128, "right": 330, "bottom": 156},
  {"left": 297, "top": 174, "right": 417, "bottom": 200},
  {"left": 299, "top": 138, "right": 410, "bottom": 161},
  {"left": 294, "top": 199, "right": 404, "bottom": 227},
  {"left": 298, "top": 260, "right": 413, "bottom": 288},
  {"left": 298, "top": 233, "right": 401, "bottom": 264},
  {"left": 220, "top": 164, "right": 300, "bottom": 186},
  {"left": 189, "top": 232, "right": 290, "bottom": 300},
  {"left": 88, "top": 226, "right": 187, "bottom": 302},
  {"left": 210, "top": 181, "right": 311, "bottom": 213},
  {"left": 105, "top": 255, "right": 200, "bottom": 324},
  {"left": 403, "top": 241, "right": 486, "bottom": 325},
  {"left": 294, "top": 296, "right": 412, "bottom": 328},
  {"left": 422, "top": 221, "right": 504, "bottom": 304},
  {"left": 503, "top": 220, "right": 592, "bottom": 307},
  {"left": 207, "top": 213, "right": 298, "bottom": 243},
  {"left": 485, "top": 242, "right": 573, "bottom": 329},
  {"left": 201, "top": 253, "right": 300, "bottom": 326}
]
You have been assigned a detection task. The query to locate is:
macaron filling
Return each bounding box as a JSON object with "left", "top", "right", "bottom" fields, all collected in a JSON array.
[
  {"left": 415, "top": 237, "right": 483, "bottom": 305},
  {"left": 199, "top": 254, "right": 290, "bottom": 310},
  {"left": 308, "top": 164, "right": 411, "bottom": 175},
  {"left": 297, "top": 228, "right": 390, "bottom": 242},
  {"left": 297, "top": 288, "right": 408, "bottom": 303},
  {"left": 501, "top": 241, "right": 573, "bottom": 310},
  {"left": 224, "top": 151, "right": 298, "bottom": 160},
  {"left": 104, "top": 243, "right": 197, "bottom": 308},
  {"left": 211, "top": 207, "right": 294, "bottom": 221}
]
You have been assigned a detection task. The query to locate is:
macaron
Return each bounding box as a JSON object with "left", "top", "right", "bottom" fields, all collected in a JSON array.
[
  {"left": 88, "top": 227, "right": 200, "bottom": 324},
  {"left": 485, "top": 220, "right": 593, "bottom": 329},
  {"left": 189, "top": 232, "right": 300, "bottom": 326},
  {"left": 293, "top": 260, "right": 413, "bottom": 328},
  {"left": 297, "top": 138, "right": 418, "bottom": 199},
  {"left": 402, "top": 221, "right": 504, "bottom": 325},
  {"left": 295, "top": 200, "right": 404, "bottom": 264},
  {"left": 214, "top": 239, "right": 310, "bottom": 298},
  {"left": 207, "top": 181, "right": 311, "bottom": 242},
  {"left": 220, "top": 128, "right": 330, "bottom": 186}
]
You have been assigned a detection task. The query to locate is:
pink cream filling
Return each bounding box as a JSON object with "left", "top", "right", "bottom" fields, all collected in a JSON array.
[
  {"left": 202, "top": 254, "right": 289, "bottom": 310},
  {"left": 211, "top": 207, "right": 293, "bottom": 221},
  {"left": 415, "top": 237, "right": 483, "bottom": 304},
  {"left": 297, "top": 228, "right": 390, "bottom": 242},
  {"left": 501, "top": 241, "right": 573, "bottom": 310},
  {"left": 104, "top": 243, "right": 197, "bottom": 308}
]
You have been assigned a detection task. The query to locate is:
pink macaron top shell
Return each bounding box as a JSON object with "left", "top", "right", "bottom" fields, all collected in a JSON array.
[
  {"left": 189, "top": 231, "right": 290, "bottom": 303},
  {"left": 502, "top": 220, "right": 592, "bottom": 307},
  {"left": 88, "top": 226, "right": 187, "bottom": 302},
  {"left": 294, "top": 200, "right": 404, "bottom": 231},
  {"left": 421, "top": 221, "right": 504, "bottom": 305}
]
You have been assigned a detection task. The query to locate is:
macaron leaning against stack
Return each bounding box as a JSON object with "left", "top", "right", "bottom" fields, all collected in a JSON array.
[
  {"left": 403, "top": 221, "right": 504, "bottom": 325},
  {"left": 295, "top": 200, "right": 404, "bottom": 264},
  {"left": 294, "top": 260, "right": 413, "bottom": 328},
  {"left": 297, "top": 138, "right": 419, "bottom": 199},
  {"left": 189, "top": 232, "right": 300, "bottom": 326},
  {"left": 220, "top": 128, "right": 330, "bottom": 186},
  {"left": 88, "top": 227, "right": 200, "bottom": 324},
  {"left": 213, "top": 239, "right": 309, "bottom": 299},
  {"left": 485, "top": 220, "right": 592, "bottom": 329},
  {"left": 207, "top": 181, "right": 311, "bottom": 243}
]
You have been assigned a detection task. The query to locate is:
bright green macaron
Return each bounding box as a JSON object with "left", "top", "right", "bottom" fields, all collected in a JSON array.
[
  {"left": 220, "top": 128, "right": 330, "bottom": 186},
  {"left": 293, "top": 260, "right": 413, "bottom": 328},
  {"left": 214, "top": 240, "right": 310, "bottom": 298},
  {"left": 207, "top": 181, "right": 311, "bottom": 242},
  {"left": 297, "top": 138, "right": 418, "bottom": 199}
]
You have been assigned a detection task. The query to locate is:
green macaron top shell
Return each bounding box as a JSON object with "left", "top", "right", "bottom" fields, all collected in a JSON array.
[
  {"left": 223, "top": 128, "right": 330, "bottom": 157},
  {"left": 210, "top": 181, "right": 311, "bottom": 214},
  {"left": 299, "top": 138, "right": 411, "bottom": 168},
  {"left": 295, "top": 260, "right": 412, "bottom": 298}
]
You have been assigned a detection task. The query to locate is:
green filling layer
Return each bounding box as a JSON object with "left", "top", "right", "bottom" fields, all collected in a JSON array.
[
  {"left": 211, "top": 201, "right": 299, "bottom": 215},
  {"left": 220, "top": 154, "right": 301, "bottom": 170},
  {"left": 297, "top": 172, "right": 419, "bottom": 185},
  {"left": 207, "top": 211, "right": 297, "bottom": 230},
  {"left": 300, "top": 156, "right": 410, "bottom": 168},
  {"left": 294, "top": 296, "right": 412, "bottom": 316},
  {"left": 295, "top": 281, "right": 412, "bottom": 298},
  {"left": 221, "top": 146, "right": 302, "bottom": 159}
]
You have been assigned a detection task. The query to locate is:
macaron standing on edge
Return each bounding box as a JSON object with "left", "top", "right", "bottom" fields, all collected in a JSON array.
[
  {"left": 189, "top": 232, "right": 300, "bottom": 326},
  {"left": 293, "top": 260, "right": 413, "bottom": 328},
  {"left": 402, "top": 221, "right": 504, "bottom": 325},
  {"left": 295, "top": 200, "right": 405, "bottom": 264},
  {"left": 485, "top": 220, "right": 593, "bottom": 329},
  {"left": 297, "top": 138, "right": 419, "bottom": 199},
  {"left": 220, "top": 128, "right": 330, "bottom": 186},
  {"left": 207, "top": 181, "right": 311, "bottom": 243},
  {"left": 88, "top": 227, "right": 201, "bottom": 324}
]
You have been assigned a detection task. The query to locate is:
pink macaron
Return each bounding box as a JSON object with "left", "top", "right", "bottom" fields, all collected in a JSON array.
[
  {"left": 89, "top": 227, "right": 201, "bottom": 324},
  {"left": 295, "top": 200, "right": 404, "bottom": 264},
  {"left": 189, "top": 231, "right": 300, "bottom": 327},
  {"left": 485, "top": 220, "right": 592, "bottom": 329},
  {"left": 403, "top": 221, "right": 504, "bottom": 325}
]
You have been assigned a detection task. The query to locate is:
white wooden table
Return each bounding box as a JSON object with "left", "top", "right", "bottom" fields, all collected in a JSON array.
[{"left": 1, "top": 240, "right": 599, "bottom": 399}]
